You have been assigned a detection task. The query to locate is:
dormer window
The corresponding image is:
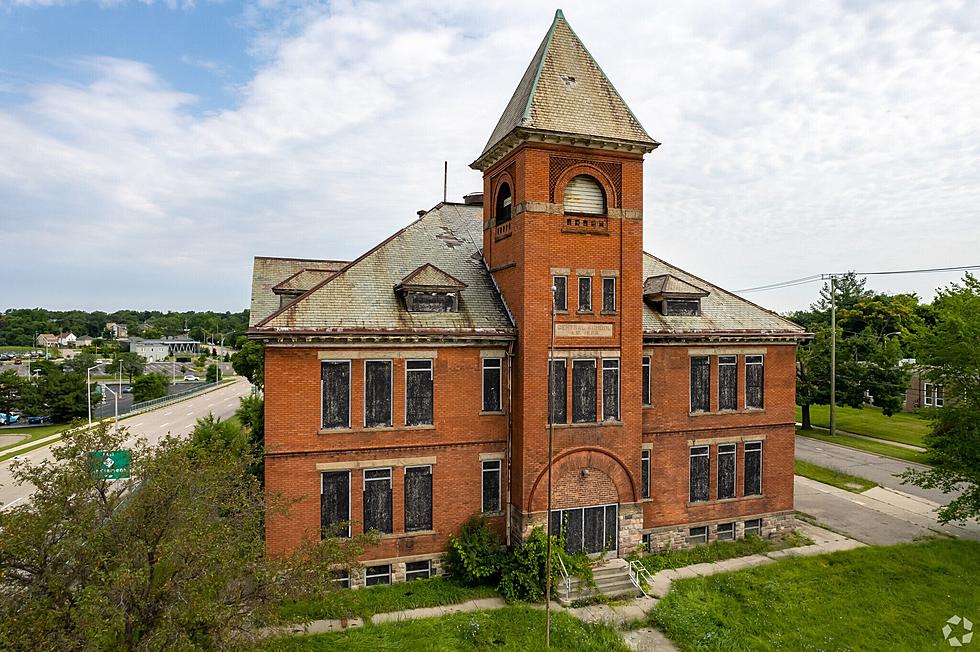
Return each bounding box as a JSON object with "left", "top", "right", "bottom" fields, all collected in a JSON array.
[
  {"left": 564, "top": 175, "right": 606, "bottom": 215},
  {"left": 644, "top": 274, "right": 709, "bottom": 316},
  {"left": 396, "top": 264, "right": 467, "bottom": 313},
  {"left": 496, "top": 183, "right": 512, "bottom": 224}
]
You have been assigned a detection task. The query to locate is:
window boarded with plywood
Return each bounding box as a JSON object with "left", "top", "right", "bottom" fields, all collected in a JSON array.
[
  {"left": 572, "top": 359, "right": 597, "bottom": 423},
  {"left": 718, "top": 355, "right": 737, "bottom": 411},
  {"left": 549, "top": 359, "right": 567, "bottom": 424},
  {"left": 406, "top": 360, "right": 433, "bottom": 425},
  {"left": 364, "top": 360, "right": 392, "bottom": 428},
  {"left": 746, "top": 355, "right": 764, "bottom": 409},
  {"left": 602, "top": 358, "right": 619, "bottom": 421},
  {"left": 363, "top": 468, "right": 392, "bottom": 534},
  {"left": 321, "top": 361, "right": 350, "bottom": 429},
  {"left": 717, "top": 443, "right": 736, "bottom": 499},
  {"left": 744, "top": 442, "right": 763, "bottom": 496},
  {"left": 320, "top": 471, "right": 350, "bottom": 538},
  {"left": 690, "top": 356, "right": 710, "bottom": 413},
  {"left": 689, "top": 446, "right": 709, "bottom": 502},
  {"left": 404, "top": 466, "right": 432, "bottom": 532}
]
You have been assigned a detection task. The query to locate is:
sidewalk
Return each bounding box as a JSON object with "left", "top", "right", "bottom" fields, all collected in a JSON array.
[
  {"left": 267, "top": 522, "right": 862, "bottom": 651},
  {"left": 796, "top": 422, "right": 926, "bottom": 452}
]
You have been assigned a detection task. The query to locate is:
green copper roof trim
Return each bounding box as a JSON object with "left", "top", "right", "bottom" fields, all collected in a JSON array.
[
  {"left": 521, "top": 9, "right": 562, "bottom": 125},
  {"left": 556, "top": 11, "right": 656, "bottom": 144}
]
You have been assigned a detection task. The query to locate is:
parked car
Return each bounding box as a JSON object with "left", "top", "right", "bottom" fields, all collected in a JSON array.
[
  {"left": 122, "top": 386, "right": 133, "bottom": 393},
  {"left": 0, "top": 413, "right": 20, "bottom": 425},
  {"left": 27, "top": 415, "right": 52, "bottom": 425},
  {"left": 183, "top": 374, "right": 200, "bottom": 381}
]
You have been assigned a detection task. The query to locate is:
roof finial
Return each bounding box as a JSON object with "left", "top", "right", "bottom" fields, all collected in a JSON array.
[{"left": 555, "top": 8, "right": 564, "bottom": 20}]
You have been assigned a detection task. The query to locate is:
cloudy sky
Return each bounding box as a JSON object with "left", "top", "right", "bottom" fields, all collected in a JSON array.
[{"left": 1, "top": 0, "right": 978, "bottom": 314}]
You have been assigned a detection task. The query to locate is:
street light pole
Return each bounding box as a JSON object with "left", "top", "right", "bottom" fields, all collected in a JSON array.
[
  {"left": 545, "top": 285, "right": 557, "bottom": 649},
  {"left": 829, "top": 275, "right": 836, "bottom": 437}
]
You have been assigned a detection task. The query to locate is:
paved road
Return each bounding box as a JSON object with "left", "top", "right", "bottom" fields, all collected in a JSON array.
[
  {"left": 0, "top": 379, "right": 251, "bottom": 510},
  {"left": 795, "top": 434, "right": 954, "bottom": 505}
]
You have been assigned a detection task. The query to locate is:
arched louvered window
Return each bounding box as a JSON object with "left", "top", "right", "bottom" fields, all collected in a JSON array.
[
  {"left": 563, "top": 175, "right": 606, "bottom": 215},
  {"left": 496, "top": 183, "right": 512, "bottom": 223}
]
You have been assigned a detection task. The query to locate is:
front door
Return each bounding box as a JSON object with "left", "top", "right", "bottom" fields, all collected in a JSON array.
[{"left": 549, "top": 504, "right": 618, "bottom": 556}]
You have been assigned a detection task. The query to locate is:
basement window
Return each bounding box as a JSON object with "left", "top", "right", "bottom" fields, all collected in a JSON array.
[
  {"left": 321, "top": 360, "right": 351, "bottom": 429},
  {"left": 365, "top": 564, "right": 392, "bottom": 587},
  {"left": 363, "top": 468, "right": 393, "bottom": 534},
  {"left": 332, "top": 570, "right": 351, "bottom": 588},
  {"left": 744, "top": 518, "right": 762, "bottom": 538},
  {"left": 320, "top": 470, "right": 351, "bottom": 538},
  {"left": 689, "top": 446, "right": 709, "bottom": 503},
  {"left": 405, "top": 560, "right": 432, "bottom": 581},
  {"left": 406, "top": 360, "right": 434, "bottom": 426},
  {"left": 571, "top": 358, "right": 597, "bottom": 423},
  {"left": 364, "top": 360, "right": 392, "bottom": 428},
  {"left": 687, "top": 526, "right": 708, "bottom": 545},
  {"left": 482, "top": 459, "right": 501, "bottom": 513},
  {"left": 717, "top": 443, "right": 736, "bottom": 500},
  {"left": 404, "top": 466, "right": 433, "bottom": 532},
  {"left": 717, "top": 522, "right": 735, "bottom": 541}
]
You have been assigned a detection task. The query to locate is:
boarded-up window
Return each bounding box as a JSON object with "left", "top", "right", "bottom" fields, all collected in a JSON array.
[
  {"left": 363, "top": 468, "right": 392, "bottom": 534},
  {"left": 364, "top": 360, "right": 392, "bottom": 428},
  {"left": 404, "top": 466, "right": 432, "bottom": 532},
  {"left": 744, "top": 442, "right": 762, "bottom": 496},
  {"left": 689, "top": 446, "right": 709, "bottom": 502},
  {"left": 405, "top": 291, "right": 458, "bottom": 312},
  {"left": 564, "top": 175, "right": 606, "bottom": 214},
  {"left": 602, "top": 358, "right": 619, "bottom": 421},
  {"left": 482, "top": 459, "right": 501, "bottom": 513},
  {"left": 482, "top": 358, "right": 502, "bottom": 412},
  {"left": 717, "top": 443, "right": 736, "bottom": 499},
  {"left": 718, "top": 355, "right": 737, "bottom": 411},
  {"left": 572, "top": 358, "right": 597, "bottom": 423},
  {"left": 602, "top": 277, "right": 616, "bottom": 312},
  {"left": 665, "top": 299, "right": 700, "bottom": 316},
  {"left": 746, "top": 355, "right": 764, "bottom": 409},
  {"left": 321, "top": 361, "right": 350, "bottom": 429},
  {"left": 690, "top": 356, "right": 710, "bottom": 413},
  {"left": 406, "top": 360, "right": 433, "bottom": 426},
  {"left": 641, "top": 449, "right": 651, "bottom": 499},
  {"left": 553, "top": 276, "right": 567, "bottom": 311},
  {"left": 578, "top": 276, "right": 592, "bottom": 312},
  {"left": 549, "top": 359, "right": 567, "bottom": 424},
  {"left": 320, "top": 471, "right": 350, "bottom": 538},
  {"left": 642, "top": 355, "right": 651, "bottom": 406}
]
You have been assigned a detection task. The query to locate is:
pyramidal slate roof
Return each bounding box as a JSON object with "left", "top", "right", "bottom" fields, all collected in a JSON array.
[
  {"left": 252, "top": 204, "right": 515, "bottom": 337},
  {"left": 398, "top": 263, "right": 467, "bottom": 290},
  {"left": 479, "top": 9, "right": 657, "bottom": 162},
  {"left": 643, "top": 253, "right": 806, "bottom": 337},
  {"left": 643, "top": 274, "right": 710, "bottom": 299}
]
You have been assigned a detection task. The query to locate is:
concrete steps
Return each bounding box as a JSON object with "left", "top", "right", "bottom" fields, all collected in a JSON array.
[{"left": 558, "top": 558, "right": 641, "bottom": 605}]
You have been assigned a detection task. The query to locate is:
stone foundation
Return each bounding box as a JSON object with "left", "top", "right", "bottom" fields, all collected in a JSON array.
[
  {"left": 348, "top": 552, "right": 446, "bottom": 588},
  {"left": 510, "top": 502, "right": 646, "bottom": 556},
  {"left": 642, "top": 511, "right": 797, "bottom": 553}
]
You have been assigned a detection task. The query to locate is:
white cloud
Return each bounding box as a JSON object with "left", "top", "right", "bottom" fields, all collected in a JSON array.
[{"left": 1, "top": 0, "right": 979, "bottom": 311}]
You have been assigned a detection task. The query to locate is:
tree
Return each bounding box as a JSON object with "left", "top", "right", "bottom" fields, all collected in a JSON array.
[
  {"left": 105, "top": 352, "right": 145, "bottom": 383},
  {"left": 61, "top": 351, "right": 97, "bottom": 376},
  {"left": 206, "top": 363, "right": 219, "bottom": 383},
  {"left": 0, "top": 370, "right": 26, "bottom": 417},
  {"left": 130, "top": 373, "right": 168, "bottom": 403},
  {"left": 0, "top": 422, "right": 376, "bottom": 650},
  {"left": 903, "top": 274, "right": 980, "bottom": 523},
  {"left": 810, "top": 271, "right": 872, "bottom": 313},
  {"left": 235, "top": 395, "right": 264, "bottom": 482},
  {"left": 37, "top": 368, "right": 90, "bottom": 422},
  {"left": 232, "top": 341, "right": 264, "bottom": 389}
]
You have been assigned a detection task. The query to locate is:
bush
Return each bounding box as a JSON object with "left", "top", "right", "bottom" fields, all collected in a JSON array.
[
  {"left": 444, "top": 516, "right": 504, "bottom": 586},
  {"left": 498, "top": 526, "right": 589, "bottom": 603}
]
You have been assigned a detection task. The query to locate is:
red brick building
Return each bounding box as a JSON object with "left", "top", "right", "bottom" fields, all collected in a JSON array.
[{"left": 249, "top": 10, "right": 806, "bottom": 586}]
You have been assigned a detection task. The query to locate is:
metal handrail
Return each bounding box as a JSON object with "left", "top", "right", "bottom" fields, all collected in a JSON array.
[
  {"left": 628, "top": 560, "right": 654, "bottom": 597},
  {"left": 555, "top": 552, "right": 571, "bottom": 601}
]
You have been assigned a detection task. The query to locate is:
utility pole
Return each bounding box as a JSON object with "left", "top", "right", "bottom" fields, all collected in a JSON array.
[
  {"left": 443, "top": 161, "right": 448, "bottom": 203},
  {"left": 544, "top": 284, "right": 557, "bottom": 649},
  {"left": 829, "top": 275, "right": 836, "bottom": 437},
  {"left": 86, "top": 364, "right": 100, "bottom": 426}
]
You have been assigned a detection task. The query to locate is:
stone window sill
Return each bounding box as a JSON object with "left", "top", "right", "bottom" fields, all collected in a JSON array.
[
  {"left": 480, "top": 410, "right": 506, "bottom": 416},
  {"left": 576, "top": 309, "right": 594, "bottom": 315},
  {"left": 600, "top": 310, "right": 617, "bottom": 316},
  {"left": 687, "top": 495, "right": 765, "bottom": 507},
  {"left": 548, "top": 420, "right": 623, "bottom": 429},
  {"left": 319, "top": 424, "right": 436, "bottom": 435},
  {"left": 688, "top": 409, "right": 767, "bottom": 417},
  {"left": 380, "top": 530, "right": 437, "bottom": 540}
]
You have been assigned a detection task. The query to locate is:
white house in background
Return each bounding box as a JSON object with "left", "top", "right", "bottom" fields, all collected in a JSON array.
[
  {"left": 130, "top": 339, "right": 171, "bottom": 363},
  {"left": 36, "top": 333, "right": 59, "bottom": 348},
  {"left": 57, "top": 332, "right": 76, "bottom": 347},
  {"left": 75, "top": 334, "right": 96, "bottom": 348}
]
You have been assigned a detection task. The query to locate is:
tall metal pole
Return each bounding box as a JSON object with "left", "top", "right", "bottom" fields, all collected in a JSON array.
[
  {"left": 443, "top": 161, "right": 448, "bottom": 203},
  {"left": 545, "top": 285, "right": 557, "bottom": 648},
  {"left": 830, "top": 275, "right": 837, "bottom": 437}
]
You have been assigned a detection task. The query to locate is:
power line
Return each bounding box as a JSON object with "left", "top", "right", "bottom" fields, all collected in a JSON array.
[{"left": 736, "top": 264, "right": 980, "bottom": 294}]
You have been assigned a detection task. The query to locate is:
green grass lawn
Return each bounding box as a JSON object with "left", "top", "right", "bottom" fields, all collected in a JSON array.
[
  {"left": 0, "top": 346, "right": 36, "bottom": 353},
  {"left": 263, "top": 606, "right": 629, "bottom": 652},
  {"left": 796, "top": 404, "right": 930, "bottom": 447},
  {"left": 651, "top": 539, "right": 980, "bottom": 651},
  {"left": 797, "top": 427, "right": 932, "bottom": 465},
  {"left": 0, "top": 423, "right": 72, "bottom": 463},
  {"left": 794, "top": 459, "right": 877, "bottom": 493},
  {"left": 636, "top": 532, "right": 813, "bottom": 575},
  {"left": 278, "top": 577, "right": 500, "bottom": 623}
]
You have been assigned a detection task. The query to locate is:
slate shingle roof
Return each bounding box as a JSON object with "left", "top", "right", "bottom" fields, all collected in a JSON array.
[
  {"left": 252, "top": 204, "right": 515, "bottom": 337},
  {"left": 273, "top": 268, "right": 339, "bottom": 294},
  {"left": 480, "top": 10, "right": 657, "bottom": 160},
  {"left": 643, "top": 274, "right": 709, "bottom": 299},
  {"left": 249, "top": 257, "right": 347, "bottom": 327},
  {"left": 642, "top": 253, "right": 806, "bottom": 337}
]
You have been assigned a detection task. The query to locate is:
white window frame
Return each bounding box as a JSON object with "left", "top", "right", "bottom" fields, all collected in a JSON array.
[
  {"left": 641, "top": 355, "right": 651, "bottom": 406},
  {"left": 482, "top": 459, "right": 502, "bottom": 513},
  {"left": 717, "top": 443, "right": 737, "bottom": 500},
  {"left": 689, "top": 445, "right": 710, "bottom": 502},
  {"left": 743, "top": 518, "right": 762, "bottom": 537},
  {"left": 405, "top": 560, "right": 432, "bottom": 581},
  {"left": 320, "top": 359, "right": 351, "bottom": 429},
  {"left": 602, "top": 277, "right": 616, "bottom": 312},
  {"left": 365, "top": 564, "right": 392, "bottom": 586},
  {"left": 718, "top": 354, "right": 737, "bottom": 411},
  {"left": 744, "top": 441, "right": 763, "bottom": 496},
  {"left": 404, "top": 464, "right": 433, "bottom": 533},
  {"left": 321, "top": 469, "right": 352, "bottom": 538},
  {"left": 363, "top": 467, "right": 393, "bottom": 534},
  {"left": 687, "top": 526, "right": 708, "bottom": 545},
  {"left": 745, "top": 354, "right": 765, "bottom": 409},
  {"left": 553, "top": 275, "right": 568, "bottom": 311},
  {"left": 405, "top": 359, "right": 434, "bottom": 426},
  {"left": 601, "top": 357, "right": 620, "bottom": 422},
  {"left": 578, "top": 276, "right": 593, "bottom": 312},
  {"left": 482, "top": 357, "right": 502, "bottom": 412},
  {"left": 641, "top": 449, "right": 651, "bottom": 499},
  {"left": 363, "top": 359, "right": 393, "bottom": 428},
  {"left": 717, "top": 522, "right": 735, "bottom": 541},
  {"left": 924, "top": 382, "right": 944, "bottom": 407}
]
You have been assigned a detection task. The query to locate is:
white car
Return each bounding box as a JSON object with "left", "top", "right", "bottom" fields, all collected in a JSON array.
[{"left": 183, "top": 374, "right": 200, "bottom": 381}]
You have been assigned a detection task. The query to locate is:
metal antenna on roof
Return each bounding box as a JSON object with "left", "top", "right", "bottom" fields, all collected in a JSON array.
[{"left": 443, "top": 161, "right": 448, "bottom": 203}]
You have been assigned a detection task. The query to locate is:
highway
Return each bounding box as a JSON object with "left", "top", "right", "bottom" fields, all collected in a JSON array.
[{"left": 0, "top": 378, "right": 251, "bottom": 510}]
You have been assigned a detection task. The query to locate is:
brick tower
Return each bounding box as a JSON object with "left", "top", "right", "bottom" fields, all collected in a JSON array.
[{"left": 472, "top": 9, "right": 660, "bottom": 554}]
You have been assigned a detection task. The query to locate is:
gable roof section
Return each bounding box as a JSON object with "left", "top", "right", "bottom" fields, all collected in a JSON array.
[
  {"left": 478, "top": 10, "right": 657, "bottom": 161},
  {"left": 397, "top": 263, "right": 467, "bottom": 291},
  {"left": 252, "top": 204, "right": 514, "bottom": 337},
  {"left": 273, "top": 268, "right": 339, "bottom": 294},
  {"left": 643, "top": 253, "right": 806, "bottom": 338},
  {"left": 249, "top": 257, "right": 347, "bottom": 326},
  {"left": 643, "top": 274, "right": 709, "bottom": 300}
]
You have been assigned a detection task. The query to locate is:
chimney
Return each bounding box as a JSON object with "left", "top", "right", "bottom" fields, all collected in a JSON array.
[{"left": 463, "top": 191, "right": 484, "bottom": 206}]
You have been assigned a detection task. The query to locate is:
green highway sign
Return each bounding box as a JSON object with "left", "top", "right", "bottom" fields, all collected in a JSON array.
[{"left": 90, "top": 450, "right": 131, "bottom": 480}]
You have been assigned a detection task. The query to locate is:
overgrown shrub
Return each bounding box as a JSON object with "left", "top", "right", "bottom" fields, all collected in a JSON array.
[
  {"left": 444, "top": 516, "right": 504, "bottom": 586},
  {"left": 497, "top": 526, "right": 587, "bottom": 603}
]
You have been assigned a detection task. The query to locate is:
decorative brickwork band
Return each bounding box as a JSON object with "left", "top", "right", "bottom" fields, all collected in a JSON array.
[{"left": 549, "top": 156, "right": 622, "bottom": 205}]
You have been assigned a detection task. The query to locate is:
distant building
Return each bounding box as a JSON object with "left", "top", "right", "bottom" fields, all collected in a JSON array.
[
  {"left": 75, "top": 335, "right": 96, "bottom": 348},
  {"left": 36, "top": 333, "right": 59, "bottom": 348},
  {"left": 57, "top": 332, "right": 76, "bottom": 347},
  {"left": 130, "top": 339, "right": 170, "bottom": 363},
  {"left": 902, "top": 360, "right": 944, "bottom": 411},
  {"left": 106, "top": 322, "right": 128, "bottom": 339}
]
